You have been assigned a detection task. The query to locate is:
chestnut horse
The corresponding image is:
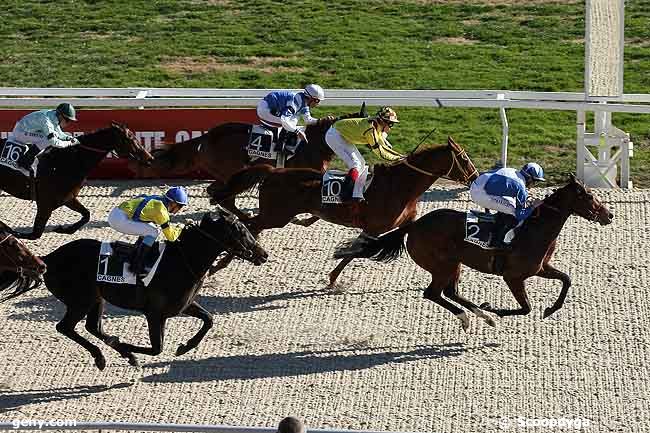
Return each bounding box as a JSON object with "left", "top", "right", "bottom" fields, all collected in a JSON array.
[
  {"left": 0, "top": 220, "right": 47, "bottom": 301},
  {"left": 129, "top": 105, "right": 367, "bottom": 219},
  {"left": 0, "top": 123, "right": 153, "bottom": 239},
  {"left": 333, "top": 175, "right": 614, "bottom": 331},
  {"left": 208, "top": 137, "right": 479, "bottom": 283}
]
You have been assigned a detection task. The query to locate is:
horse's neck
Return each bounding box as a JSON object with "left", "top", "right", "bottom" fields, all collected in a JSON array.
[
  {"left": 382, "top": 149, "right": 452, "bottom": 200},
  {"left": 524, "top": 199, "right": 571, "bottom": 247},
  {"left": 174, "top": 228, "right": 224, "bottom": 277},
  {"left": 75, "top": 131, "right": 113, "bottom": 171}
]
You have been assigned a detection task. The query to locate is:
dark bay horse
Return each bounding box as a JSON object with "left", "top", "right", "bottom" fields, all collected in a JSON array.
[
  {"left": 0, "top": 220, "right": 47, "bottom": 300},
  {"left": 0, "top": 207, "right": 268, "bottom": 370},
  {"left": 208, "top": 137, "right": 479, "bottom": 284},
  {"left": 128, "top": 106, "right": 367, "bottom": 218},
  {"left": 0, "top": 123, "right": 153, "bottom": 239},
  {"left": 333, "top": 175, "right": 614, "bottom": 331}
]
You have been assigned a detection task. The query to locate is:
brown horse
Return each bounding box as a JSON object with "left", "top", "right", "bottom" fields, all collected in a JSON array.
[
  {"left": 0, "top": 123, "right": 153, "bottom": 239},
  {"left": 208, "top": 137, "right": 479, "bottom": 283},
  {"left": 0, "top": 220, "right": 47, "bottom": 301},
  {"left": 128, "top": 106, "right": 367, "bottom": 219},
  {"left": 333, "top": 175, "right": 614, "bottom": 331}
]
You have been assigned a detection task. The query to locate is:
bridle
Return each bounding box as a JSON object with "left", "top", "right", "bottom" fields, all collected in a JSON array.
[
  {"left": 540, "top": 191, "right": 605, "bottom": 223},
  {"left": 175, "top": 221, "right": 255, "bottom": 280},
  {"left": 0, "top": 233, "right": 41, "bottom": 278},
  {"left": 401, "top": 145, "right": 478, "bottom": 184}
]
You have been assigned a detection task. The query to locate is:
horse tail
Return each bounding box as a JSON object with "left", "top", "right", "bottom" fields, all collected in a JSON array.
[
  {"left": 333, "top": 223, "right": 412, "bottom": 263},
  {"left": 208, "top": 164, "right": 276, "bottom": 202},
  {"left": 0, "top": 270, "right": 42, "bottom": 303}
]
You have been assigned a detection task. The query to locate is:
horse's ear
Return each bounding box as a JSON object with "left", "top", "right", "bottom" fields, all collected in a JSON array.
[
  {"left": 360, "top": 101, "right": 367, "bottom": 118},
  {"left": 567, "top": 172, "right": 577, "bottom": 183},
  {"left": 447, "top": 136, "right": 457, "bottom": 148}
]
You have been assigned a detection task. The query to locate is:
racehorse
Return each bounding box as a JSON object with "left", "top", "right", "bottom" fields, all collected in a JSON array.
[
  {"left": 0, "top": 207, "right": 268, "bottom": 370},
  {"left": 0, "top": 123, "right": 153, "bottom": 240},
  {"left": 208, "top": 136, "right": 479, "bottom": 284},
  {"left": 128, "top": 105, "right": 367, "bottom": 219},
  {"left": 333, "top": 175, "right": 614, "bottom": 331},
  {"left": 0, "top": 220, "right": 47, "bottom": 301}
]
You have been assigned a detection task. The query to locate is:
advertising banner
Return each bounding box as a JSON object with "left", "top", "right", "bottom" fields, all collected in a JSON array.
[{"left": 0, "top": 108, "right": 257, "bottom": 178}]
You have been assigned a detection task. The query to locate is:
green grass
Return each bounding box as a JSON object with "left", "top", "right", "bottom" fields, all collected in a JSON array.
[{"left": 1, "top": 0, "right": 649, "bottom": 185}]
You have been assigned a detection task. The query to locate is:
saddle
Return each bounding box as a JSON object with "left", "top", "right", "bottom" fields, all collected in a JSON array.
[
  {"left": 246, "top": 125, "right": 304, "bottom": 168},
  {"left": 96, "top": 240, "right": 164, "bottom": 286},
  {"left": 464, "top": 210, "right": 517, "bottom": 250},
  {"left": 321, "top": 169, "right": 374, "bottom": 204}
]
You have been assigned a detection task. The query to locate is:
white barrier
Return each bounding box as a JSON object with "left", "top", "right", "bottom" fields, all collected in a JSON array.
[
  {"left": 1, "top": 87, "right": 647, "bottom": 188},
  {"left": 0, "top": 422, "right": 420, "bottom": 433}
]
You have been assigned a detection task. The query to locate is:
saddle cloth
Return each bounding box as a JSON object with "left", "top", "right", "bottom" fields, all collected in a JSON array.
[
  {"left": 246, "top": 124, "right": 305, "bottom": 164},
  {"left": 0, "top": 140, "right": 39, "bottom": 177},
  {"left": 96, "top": 241, "right": 166, "bottom": 287},
  {"left": 321, "top": 169, "right": 374, "bottom": 204},
  {"left": 464, "top": 210, "right": 501, "bottom": 250}
]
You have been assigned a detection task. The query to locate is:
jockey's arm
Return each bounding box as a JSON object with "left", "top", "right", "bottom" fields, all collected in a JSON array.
[
  {"left": 301, "top": 107, "right": 318, "bottom": 126},
  {"left": 514, "top": 187, "right": 532, "bottom": 222},
  {"left": 145, "top": 201, "right": 183, "bottom": 241},
  {"left": 45, "top": 119, "right": 77, "bottom": 148},
  {"left": 279, "top": 107, "right": 299, "bottom": 132},
  {"left": 365, "top": 128, "right": 403, "bottom": 161}
]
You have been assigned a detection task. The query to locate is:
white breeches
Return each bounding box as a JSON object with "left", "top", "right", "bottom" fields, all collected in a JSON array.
[
  {"left": 108, "top": 208, "right": 159, "bottom": 239},
  {"left": 470, "top": 183, "right": 517, "bottom": 217},
  {"left": 325, "top": 127, "right": 368, "bottom": 199},
  {"left": 256, "top": 100, "right": 282, "bottom": 128}
]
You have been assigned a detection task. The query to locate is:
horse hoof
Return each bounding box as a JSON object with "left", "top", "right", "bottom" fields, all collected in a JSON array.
[
  {"left": 105, "top": 336, "right": 120, "bottom": 347},
  {"left": 127, "top": 355, "right": 139, "bottom": 367},
  {"left": 480, "top": 302, "right": 492, "bottom": 311},
  {"left": 456, "top": 313, "right": 470, "bottom": 332},
  {"left": 484, "top": 316, "right": 497, "bottom": 328},
  {"left": 95, "top": 356, "right": 106, "bottom": 371},
  {"left": 543, "top": 307, "right": 556, "bottom": 319},
  {"left": 176, "top": 344, "right": 190, "bottom": 356}
]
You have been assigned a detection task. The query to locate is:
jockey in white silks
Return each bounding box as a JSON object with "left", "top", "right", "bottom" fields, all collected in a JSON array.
[
  {"left": 8, "top": 103, "right": 79, "bottom": 156},
  {"left": 470, "top": 162, "right": 546, "bottom": 245},
  {"left": 256, "top": 84, "right": 326, "bottom": 145}
]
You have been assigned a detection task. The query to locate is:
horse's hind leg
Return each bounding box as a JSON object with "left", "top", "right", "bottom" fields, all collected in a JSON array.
[
  {"left": 536, "top": 264, "right": 571, "bottom": 318},
  {"left": 113, "top": 314, "right": 167, "bottom": 357},
  {"left": 53, "top": 197, "right": 90, "bottom": 235},
  {"left": 56, "top": 306, "right": 107, "bottom": 370},
  {"left": 84, "top": 301, "right": 139, "bottom": 367},
  {"left": 423, "top": 280, "right": 470, "bottom": 332},
  {"left": 442, "top": 267, "right": 496, "bottom": 328},
  {"left": 176, "top": 301, "right": 213, "bottom": 356}
]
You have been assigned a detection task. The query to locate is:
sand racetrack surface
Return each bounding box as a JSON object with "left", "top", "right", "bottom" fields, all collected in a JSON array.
[{"left": 0, "top": 181, "right": 648, "bottom": 432}]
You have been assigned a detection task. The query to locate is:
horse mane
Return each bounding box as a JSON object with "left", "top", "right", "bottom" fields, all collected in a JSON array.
[{"left": 373, "top": 143, "right": 447, "bottom": 177}]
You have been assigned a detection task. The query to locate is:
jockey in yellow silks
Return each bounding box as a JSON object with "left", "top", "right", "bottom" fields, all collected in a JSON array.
[
  {"left": 325, "top": 106, "right": 403, "bottom": 201},
  {"left": 107, "top": 186, "right": 188, "bottom": 275}
]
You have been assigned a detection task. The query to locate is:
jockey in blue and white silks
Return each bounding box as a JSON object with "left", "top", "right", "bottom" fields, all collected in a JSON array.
[
  {"left": 256, "top": 84, "right": 325, "bottom": 143},
  {"left": 470, "top": 162, "right": 546, "bottom": 244}
]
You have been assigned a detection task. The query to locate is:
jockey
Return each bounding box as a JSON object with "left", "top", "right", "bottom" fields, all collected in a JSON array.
[
  {"left": 325, "top": 106, "right": 404, "bottom": 202},
  {"left": 107, "top": 186, "right": 189, "bottom": 275},
  {"left": 8, "top": 103, "right": 80, "bottom": 166},
  {"left": 256, "top": 84, "right": 326, "bottom": 146},
  {"left": 470, "top": 162, "right": 546, "bottom": 246}
]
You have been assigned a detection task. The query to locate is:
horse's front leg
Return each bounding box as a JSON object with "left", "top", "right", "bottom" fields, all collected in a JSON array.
[
  {"left": 482, "top": 277, "right": 532, "bottom": 317},
  {"left": 290, "top": 215, "right": 320, "bottom": 227},
  {"left": 536, "top": 264, "right": 571, "bottom": 318},
  {"left": 14, "top": 205, "right": 52, "bottom": 240},
  {"left": 53, "top": 197, "right": 90, "bottom": 234},
  {"left": 114, "top": 314, "right": 167, "bottom": 357},
  {"left": 176, "top": 301, "right": 213, "bottom": 356}
]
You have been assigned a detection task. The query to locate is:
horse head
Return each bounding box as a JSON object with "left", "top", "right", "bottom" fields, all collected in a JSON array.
[
  {"left": 199, "top": 207, "right": 268, "bottom": 265},
  {"left": 552, "top": 174, "right": 613, "bottom": 225},
  {"left": 0, "top": 221, "right": 47, "bottom": 279},
  {"left": 405, "top": 136, "right": 478, "bottom": 185},
  {"left": 107, "top": 122, "right": 154, "bottom": 165}
]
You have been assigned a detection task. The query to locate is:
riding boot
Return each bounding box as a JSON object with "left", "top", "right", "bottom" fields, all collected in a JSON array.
[
  {"left": 130, "top": 243, "right": 153, "bottom": 276},
  {"left": 29, "top": 170, "right": 37, "bottom": 201},
  {"left": 494, "top": 213, "right": 517, "bottom": 249}
]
